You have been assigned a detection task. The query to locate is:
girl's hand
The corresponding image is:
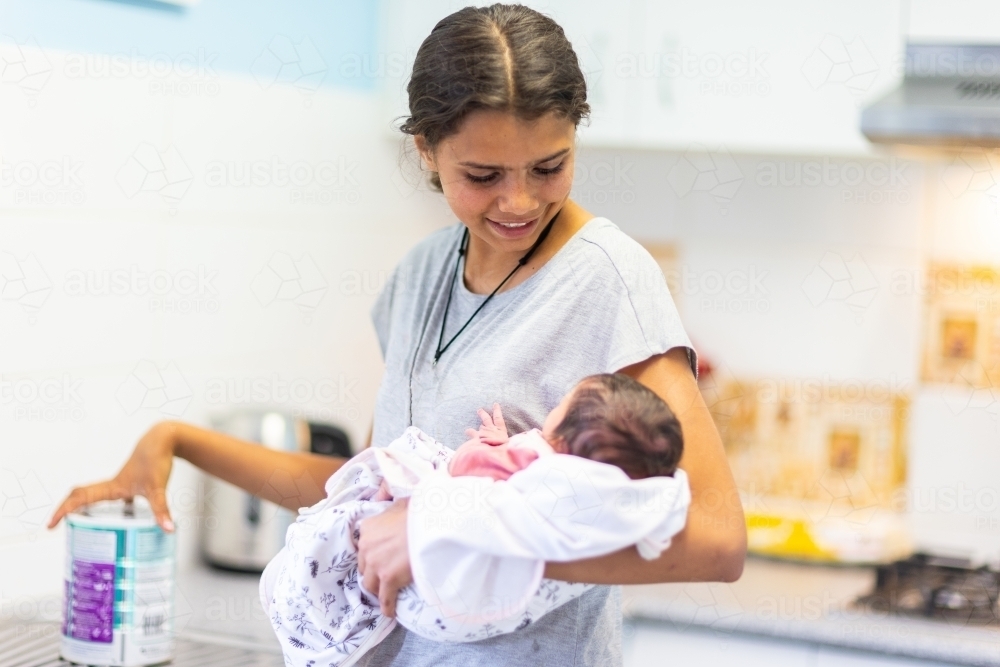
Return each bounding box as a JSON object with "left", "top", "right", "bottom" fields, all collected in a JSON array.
[
  {"left": 466, "top": 403, "right": 509, "bottom": 445},
  {"left": 357, "top": 498, "right": 413, "bottom": 618},
  {"left": 47, "top": 421, "right": 178, "bottom": 532},
  {"left": 373, "top": 479, "right": 393, "bottom": 502}
]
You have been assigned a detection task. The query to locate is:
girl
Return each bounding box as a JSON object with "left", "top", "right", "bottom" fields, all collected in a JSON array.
[{"left": 50, "top": 5, "right": 746, "bottom": 666}]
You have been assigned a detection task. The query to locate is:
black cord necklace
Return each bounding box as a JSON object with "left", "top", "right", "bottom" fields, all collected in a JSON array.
[{"left": 432, "top": 210, "right": 560, "bottom": 366}]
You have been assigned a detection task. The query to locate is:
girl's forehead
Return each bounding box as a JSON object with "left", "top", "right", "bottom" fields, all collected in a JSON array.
[{"left": 439, "top": 110, "right": 576, "bottom": 164}]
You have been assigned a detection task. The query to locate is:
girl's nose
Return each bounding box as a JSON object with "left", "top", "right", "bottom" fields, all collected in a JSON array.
[{"left": 496, "top": 172, "right": 539, "bottom": 215}]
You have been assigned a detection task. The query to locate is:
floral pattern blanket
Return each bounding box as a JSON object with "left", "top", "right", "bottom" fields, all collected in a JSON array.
[{"left": 262, "top": 426, "right": 690, "bottom": 667}]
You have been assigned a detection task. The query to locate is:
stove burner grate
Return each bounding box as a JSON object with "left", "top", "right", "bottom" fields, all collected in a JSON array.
[{"left": 856, "top": 553, "right": 1000, "bottom": 625}]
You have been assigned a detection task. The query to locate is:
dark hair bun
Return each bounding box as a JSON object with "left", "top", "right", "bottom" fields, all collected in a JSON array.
[{"left": 400, "top": 4, "right": 591, "bottom": 192}]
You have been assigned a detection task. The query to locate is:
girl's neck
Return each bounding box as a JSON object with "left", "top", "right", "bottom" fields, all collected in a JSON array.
[{"left": 462, "top": 199, "right": 592, "bottom": 295}]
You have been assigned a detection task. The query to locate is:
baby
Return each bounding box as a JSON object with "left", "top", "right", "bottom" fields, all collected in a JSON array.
[
  {"left": 263, "top": 372, "right": 689, "bottom": 666},
  {"left": 368, "top": 372, "right": 685, "bottom": 503},
  {"left": 449, "top": 372, "right": 685, "bottom": 482}
]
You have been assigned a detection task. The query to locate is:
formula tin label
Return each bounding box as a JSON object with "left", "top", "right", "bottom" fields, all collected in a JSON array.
[
  {"left": 66, "top": 528, "right": 116, "bottom": 644},
  {"left": 61, "top": 500, "right": 176, "bottom": 667}
]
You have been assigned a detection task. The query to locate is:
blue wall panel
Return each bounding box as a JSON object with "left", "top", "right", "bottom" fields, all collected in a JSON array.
[{"left": 0, "top": 0, "right": 380, "bottom": 90}]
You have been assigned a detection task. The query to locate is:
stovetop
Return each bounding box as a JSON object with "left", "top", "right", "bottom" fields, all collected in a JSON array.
[
  {"left": 856, "top": 553, "right": 1000, "bottom": 625},
  {"left": 0, "top": 622, "right": 284, "bottom": 667}
]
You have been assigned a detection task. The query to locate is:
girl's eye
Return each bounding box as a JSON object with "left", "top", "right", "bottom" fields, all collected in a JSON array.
[
  {"left": 466, "top": 172, "right": 499, "bottom": 184},
  {"left": 534, "top": 162, "right": 565, "bottom": 177},
  {"left": 463, "top": 162, "right": 565, "bottom": 185}
]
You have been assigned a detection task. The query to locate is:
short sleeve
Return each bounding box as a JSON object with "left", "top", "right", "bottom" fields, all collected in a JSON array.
[
  {"left": 370, "top": 266, "right": 397, "bottom": 359},
  {"left": 586, "top": 235, "right": 699, "bottom": 381}
]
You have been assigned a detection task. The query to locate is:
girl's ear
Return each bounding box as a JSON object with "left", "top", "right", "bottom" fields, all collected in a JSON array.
[{"left": 413, "top": 135, "right": 437, "bottom": 172}]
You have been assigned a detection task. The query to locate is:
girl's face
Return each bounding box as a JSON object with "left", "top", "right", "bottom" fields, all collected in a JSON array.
[{"left": 415, "top": 109, "right": 576, "bottom": 256}]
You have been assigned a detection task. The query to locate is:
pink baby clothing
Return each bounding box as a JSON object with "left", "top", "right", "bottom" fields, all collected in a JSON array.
[{"left": 447, "top": 428, "right": 554, "bottom": 480}]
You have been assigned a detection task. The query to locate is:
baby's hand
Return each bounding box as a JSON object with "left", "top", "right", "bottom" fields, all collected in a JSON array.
[{"left": 465, "top": 403, "right": 509, "bottom": 445}]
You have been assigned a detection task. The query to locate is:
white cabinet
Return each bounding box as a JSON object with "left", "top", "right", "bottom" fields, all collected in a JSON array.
[
  {"left": 907, "top": 0, "right": 1000, "bottom": 43},
  {"left": 379, "top": 0, "right": 904, "bottom": 155},
  {"left": 586, "top": 0, "right": 903, "bottom": 155},
  {"left": 624, "top": 621, "right": 959, "bottom": 667}
]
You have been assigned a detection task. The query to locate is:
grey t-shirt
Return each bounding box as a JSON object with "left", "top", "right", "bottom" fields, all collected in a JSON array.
[{"left": 362, "top": 216, "right": 696, "bottom": 667}]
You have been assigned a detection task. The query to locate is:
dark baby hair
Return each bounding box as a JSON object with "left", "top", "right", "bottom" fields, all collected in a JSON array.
[
  {"left": 399, "top": 3, "right": 591, "bottom": 192},
  {"left": 552, "top": 374, "right": 684, "bottom": 480}
]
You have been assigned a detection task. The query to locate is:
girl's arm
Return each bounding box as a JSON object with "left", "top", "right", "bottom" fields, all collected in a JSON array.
[
  {"left": 358, "top": 347, "right": 747, "bottom": 617},
  {"left": 171, "top": 421, "right": 345, "bottom": 509},
  {"left": 544, "top": 346, "right": 747, "bottom": 583},
  {"left": 49, "top": 420, "right": 345, "bottom": 532}
]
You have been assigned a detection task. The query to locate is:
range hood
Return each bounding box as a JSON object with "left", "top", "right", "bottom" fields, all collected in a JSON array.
[{"left": 862, "top": 44, "right": 1000, "bottom": 147}]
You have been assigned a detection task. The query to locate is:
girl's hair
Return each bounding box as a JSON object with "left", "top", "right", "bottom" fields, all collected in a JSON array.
[
  {"left": 399, "top": 3, "right": 591, "bottom": 192},
  {"left": 552, "top": 374, "right": 684, "bottom": 480}
]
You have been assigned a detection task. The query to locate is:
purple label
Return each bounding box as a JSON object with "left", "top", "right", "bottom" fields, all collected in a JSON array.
[{"left": 69, "top": 560, "right": 115, "bottom": 643}]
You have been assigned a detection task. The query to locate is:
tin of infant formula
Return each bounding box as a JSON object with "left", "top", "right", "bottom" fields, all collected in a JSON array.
[{"left": 61, "top": 499, "right": 176, "bottom": 666}]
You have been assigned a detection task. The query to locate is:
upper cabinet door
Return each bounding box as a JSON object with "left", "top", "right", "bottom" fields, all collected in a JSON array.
[{"left": 379, "top": 0, "right": 904, "bottom": 156}]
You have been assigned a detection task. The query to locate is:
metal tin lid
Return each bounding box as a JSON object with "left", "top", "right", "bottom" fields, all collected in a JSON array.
[{"left": 67, "top": 498, "right": 159, "bottom": 529}]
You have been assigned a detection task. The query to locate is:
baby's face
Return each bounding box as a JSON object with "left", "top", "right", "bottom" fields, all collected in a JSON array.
[{"left": 540, "top": 386, "right": 576, "bottom": 453}]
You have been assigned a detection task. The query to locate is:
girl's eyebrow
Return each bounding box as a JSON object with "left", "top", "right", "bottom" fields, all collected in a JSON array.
[{"left": 459, "top": 147, "right": 571, "bottom": 170}]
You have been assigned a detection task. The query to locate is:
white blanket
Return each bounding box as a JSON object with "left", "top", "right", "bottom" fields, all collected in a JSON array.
[{"left": 261, "top": 426, "right": 690, "bottom": 666}]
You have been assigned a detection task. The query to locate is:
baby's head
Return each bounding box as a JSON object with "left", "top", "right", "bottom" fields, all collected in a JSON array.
[{"left": 541, "top": 373, "right": 684, "bottom": 479}]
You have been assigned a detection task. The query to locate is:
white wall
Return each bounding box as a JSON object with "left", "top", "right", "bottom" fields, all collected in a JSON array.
[
  {"left": 5, "top": 1, "right": 1000, "bottom": 612},
  {"left": 574, "top": 144, "right": 1000, "bottom": 561},
  {"left": 0, "top": 45, "right": 450, "bottom": 601}
]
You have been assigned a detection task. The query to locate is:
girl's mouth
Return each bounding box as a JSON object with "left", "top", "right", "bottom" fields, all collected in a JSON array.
[{"left": 486, "top": 216, "right": 539, "bottom": 239}]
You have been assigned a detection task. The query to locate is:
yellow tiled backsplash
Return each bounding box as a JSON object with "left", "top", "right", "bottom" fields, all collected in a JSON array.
[
  {"left": 921, "top": 264, "right": 1000, "bottom": 388},
  {"left": 704, "top": 375, "right": 911, "bottom": 563}
]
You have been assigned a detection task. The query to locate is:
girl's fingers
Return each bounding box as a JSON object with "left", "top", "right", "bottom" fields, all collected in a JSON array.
[
  {"left": 47, "top": 498, "right": 74, "bottom": 529},
  {"left": 146, "top": 489, "right": 175, "bottom": 533},
  {"left": 379, "top": 580, "right": 399, "bottom": 618},
  {"left": 362, "top": 569, "right": 379, "bottom": 602},
  {"left": 47, "top": 481, "right": 120, "bottom": 529}
]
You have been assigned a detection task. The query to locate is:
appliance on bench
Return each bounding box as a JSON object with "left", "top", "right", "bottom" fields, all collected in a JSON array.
[{"left": 200, "top": 412, "right": 353, "bottom": 572}]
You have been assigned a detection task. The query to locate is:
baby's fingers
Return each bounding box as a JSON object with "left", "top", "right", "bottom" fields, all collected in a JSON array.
[
  {"left": 492, "top": 403, "right": 506, "bottom": 429},
  {"left": 477, "top": 408, "right": 494, "bottom": 428}
]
